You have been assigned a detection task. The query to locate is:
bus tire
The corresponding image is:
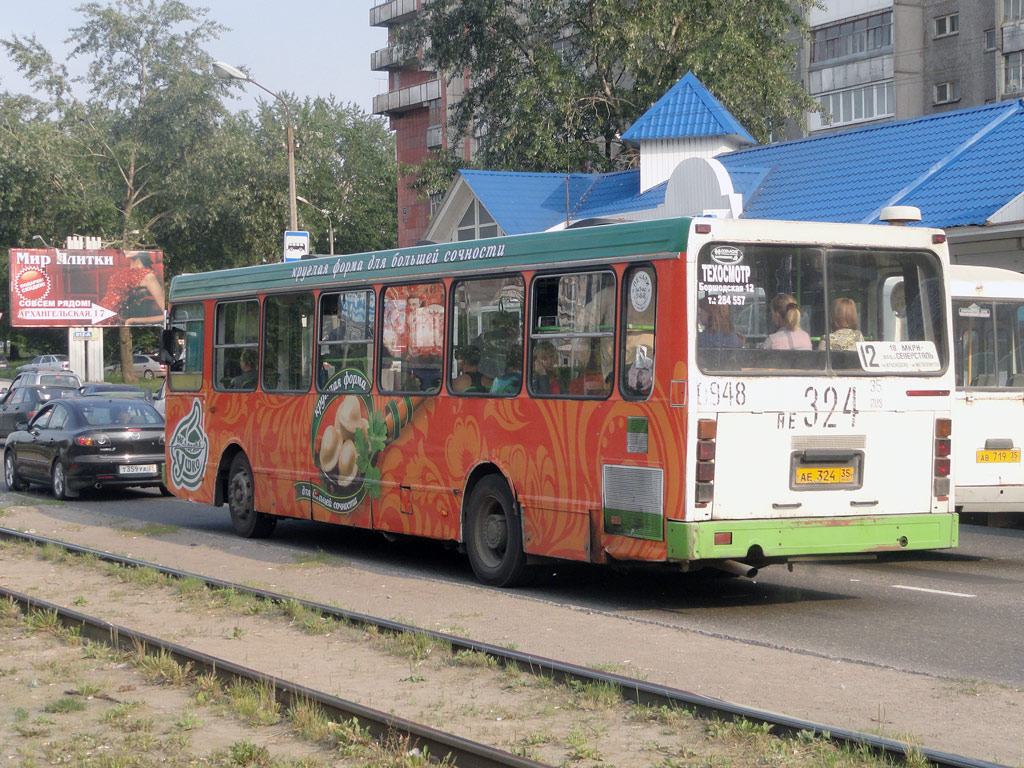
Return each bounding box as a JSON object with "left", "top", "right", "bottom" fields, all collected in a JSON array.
[
  {"left": 227, "top": 454, "right": 276, "bottom": 538},
  {"left": 465, "top": 475, "right": 529, "bottom": 587}
]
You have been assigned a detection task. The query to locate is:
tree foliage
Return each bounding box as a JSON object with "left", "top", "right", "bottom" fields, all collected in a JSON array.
[
  {"left": 0, "top": 0, "right": 397, "bottom": 363},
  {"left": 402, "top": 0, "right": 818, "bottom": 187}
]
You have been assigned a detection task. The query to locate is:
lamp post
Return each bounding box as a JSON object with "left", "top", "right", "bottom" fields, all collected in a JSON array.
[
  {"left": 296, "top": 195, "right": 334, "bottom": 255},
  {"left": 213, "top": 61, "right": 297, "bottom": 231}
]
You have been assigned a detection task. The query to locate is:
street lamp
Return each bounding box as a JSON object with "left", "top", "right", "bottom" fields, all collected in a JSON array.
[
  {"left": 213, "top": 60, "right": 298, "bottom": 231},
  {"left": 296, "top": 195, "right": 335, "bottom": 255}
]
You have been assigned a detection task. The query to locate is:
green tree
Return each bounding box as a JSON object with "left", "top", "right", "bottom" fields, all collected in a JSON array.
[
  {"left": 3, "top": 0, "right": 227, "bottom": 380},
  {"left": 402, "top": 0, "right": 818, "bottom": 191}
]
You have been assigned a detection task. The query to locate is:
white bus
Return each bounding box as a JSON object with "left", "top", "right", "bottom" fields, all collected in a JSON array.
[{"left": 950, "top": 264, "right": 1024, "bottom": 513}]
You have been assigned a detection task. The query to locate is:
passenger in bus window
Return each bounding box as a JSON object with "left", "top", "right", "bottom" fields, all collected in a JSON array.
[
  {"left": 531, "top": 341, "right": 562, "bottom": 394},
  {"left": 818, "top": 297, "right": 864, "bottom": 351},
  {"left": 452, "top": 346, "right": 493, "bottom": 393},
  {"left": 698, "top": 300, "right": 744, "bottom": 348},
  {"left": 490, "top": 345, "right": 523, "bottom": 394},
  {"left": 230, "top": 349, "right": 257, "bottom": 389},
  {"left": 762, "top": 294, "right": 812, "bottom": 350}
]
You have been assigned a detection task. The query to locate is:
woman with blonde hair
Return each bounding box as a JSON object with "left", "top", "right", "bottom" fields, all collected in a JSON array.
[
  {"left": 763, "top": 294, "right": 812, "bottom": 350},
  {"left": 819, "top": 297, "right": 864, "bottom": 351}
]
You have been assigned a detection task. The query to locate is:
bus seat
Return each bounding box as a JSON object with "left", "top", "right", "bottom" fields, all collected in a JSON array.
[
  {"left": 973, "top": 374, "right": 997, "bottom": 387},
  {"left": 1008, "top": 374, "right": 1024, "bottom": 388}
]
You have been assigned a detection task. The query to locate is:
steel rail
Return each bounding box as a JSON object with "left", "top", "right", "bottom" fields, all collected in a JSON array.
[
  {"left": 0, "top": 526, "right": 1008, "bottom": 768},
  {"left": 0, "top": 585, "right": 549, "bottom": 768}
]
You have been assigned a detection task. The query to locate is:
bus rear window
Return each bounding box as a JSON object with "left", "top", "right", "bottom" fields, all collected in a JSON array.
[{"left": 696, "top": 244, "right": 947, "bottom": 375}]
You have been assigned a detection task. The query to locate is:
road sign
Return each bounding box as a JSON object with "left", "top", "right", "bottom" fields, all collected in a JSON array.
[{"left": 283, "top": 231, "right": 310, "bottom": 262}]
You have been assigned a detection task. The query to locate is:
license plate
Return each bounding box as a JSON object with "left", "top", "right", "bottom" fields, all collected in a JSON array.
[
  {"left": 794, "top": 466, "right": 855, "bottom": 485},
  {"left": 976, "top": 449, "right": 1020, "bottom": 464},
  {"left": 119, "top": 464, "right": 157, "bottom": 475}
]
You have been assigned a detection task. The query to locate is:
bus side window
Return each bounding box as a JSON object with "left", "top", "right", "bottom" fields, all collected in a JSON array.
[
  {"left": 450, "top": 276, "right": 525, "bottom": 396},
  {"left": 318, "top": 289, "right": 375, "bottom": 391},
  {"left": 530, "top": 271, "right": 615, "bottom": 399},
  {"left": 621, "top": 266, "right": 656, "bottom": 399},
  {"left": 214, "top": 300, "right": 259, "bottom": 392},
  {"left": 380, "top": 283, "right": 445, "bottom": 394},
  {"left": 262, "top": 293, "right": 313, "bottom": 393}
]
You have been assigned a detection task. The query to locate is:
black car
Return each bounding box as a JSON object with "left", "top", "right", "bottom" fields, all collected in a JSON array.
[
  {"left": 78, "top": 383, "right": 147, "bottom": 398},
  {"left": 0, "top": 385, "right": 80, "bottom": 439},
  {"left": 4, "top": 397, "right": 166, "bottom": 499}
]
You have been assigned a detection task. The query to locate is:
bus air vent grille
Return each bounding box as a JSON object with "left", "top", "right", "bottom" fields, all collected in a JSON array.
[{"left": 602, "top": 465, "right": 664, "bottom": 541}]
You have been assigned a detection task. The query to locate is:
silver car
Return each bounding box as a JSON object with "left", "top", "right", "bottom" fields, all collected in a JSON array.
[
  {"left": 104, "top": 354, "right": 167, "bottom": 380},
  {"left": 19, "top": 354, "right": 71, "bottom": 373}
]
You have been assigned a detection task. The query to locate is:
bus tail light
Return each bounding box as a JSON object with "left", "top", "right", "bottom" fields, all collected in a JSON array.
[
  {"left": 934, "top": 418, "right": 952, "bottom": 498},
  {"left": 695, "top": 419, "right": 716, "bottom": 506}
]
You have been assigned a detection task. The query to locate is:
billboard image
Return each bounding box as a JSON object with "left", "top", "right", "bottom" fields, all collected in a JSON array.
[{"left": 9, "top": 248, "right": 165, "bottom": 328}]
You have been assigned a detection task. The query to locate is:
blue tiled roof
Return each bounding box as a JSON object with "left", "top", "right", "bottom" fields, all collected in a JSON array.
[
  {"left": 718, "top": 100, "right": 1024, "bottom": 227},
  {"left": 459, "top": 170, "right": 595, "bottom": 234},
  {"left": 621, "top": 72, "right": 756, "bottom": 144}
]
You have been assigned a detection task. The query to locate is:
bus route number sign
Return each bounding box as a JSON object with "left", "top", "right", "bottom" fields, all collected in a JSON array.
[{"left": 856, "top": 341, "right": 940, "bottom": 373}]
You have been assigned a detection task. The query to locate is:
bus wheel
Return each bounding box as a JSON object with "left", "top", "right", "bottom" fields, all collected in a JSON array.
[
  {"left": 227, "top": 454, "right": 276, "bottom": 538},
  {"left": 465, "top": 475, "right": 529, "bottom": 587}
]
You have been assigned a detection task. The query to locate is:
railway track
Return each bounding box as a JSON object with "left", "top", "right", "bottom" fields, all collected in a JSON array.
[{"left": 0, "top": 526, "right": 1008, "bottom": 768}]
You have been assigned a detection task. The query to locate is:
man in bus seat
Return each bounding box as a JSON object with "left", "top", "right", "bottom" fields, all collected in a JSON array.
[{"left": 230, "top": 349, "right": 257, "bottom": 389}]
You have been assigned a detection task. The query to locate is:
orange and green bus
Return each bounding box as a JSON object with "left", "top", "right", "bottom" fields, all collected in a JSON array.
[{"left": 162, "top": 216, "right": 958, "bottom": 586}]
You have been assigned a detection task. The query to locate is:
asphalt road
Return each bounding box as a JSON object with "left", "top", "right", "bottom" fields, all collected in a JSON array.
[{"left": 7, "top": 484, "right": 1023, "bottom": 689}]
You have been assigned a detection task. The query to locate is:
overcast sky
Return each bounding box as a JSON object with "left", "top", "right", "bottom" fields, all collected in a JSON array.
[{"left": 1, "top": 0, "right": 389, "bottom": 115}]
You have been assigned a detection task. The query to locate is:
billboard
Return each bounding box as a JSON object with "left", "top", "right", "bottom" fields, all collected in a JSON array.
[{"left": 9, "top": 248, "right": 165, "bottom": 328}]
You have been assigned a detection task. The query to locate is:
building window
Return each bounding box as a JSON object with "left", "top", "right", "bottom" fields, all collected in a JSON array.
[
  {"left": 811, "top": 12, "right": 892, "bottom": 63},
  {"left": 934, "top": 81, "right": 961, "bottom": 104},
  {"left": 456, "top": 200, "right": 500, "bottom": 241},
  {"left": 935, "top": 13, "right": 959, "bottom": 38},
  {"left": 816, "top": 81, "right": 894, "bottom": 128},
  {"left": 1006, "top": 51, "right": 1024, "bottom": 93},
  {"left": 985, "top": 29, "right": 997, "bottom": 51},
  {"left": 1007, "top": 0, "right": 1023, "bottom": 22}
]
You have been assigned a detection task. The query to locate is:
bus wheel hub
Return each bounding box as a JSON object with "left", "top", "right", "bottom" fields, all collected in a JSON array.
[{"left": 483, "top": 515, "right": 507, "bottom": 550}]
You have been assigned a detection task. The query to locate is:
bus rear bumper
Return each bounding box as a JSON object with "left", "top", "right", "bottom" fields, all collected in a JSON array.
[{"left": 666, "top": 513, "right": 959, "bottom": 562}]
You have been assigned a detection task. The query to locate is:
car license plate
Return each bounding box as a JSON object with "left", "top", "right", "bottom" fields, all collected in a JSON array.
[
  {"left": 794, "top": 466, "right": 855, "bottom": 485},
  {"left": 119, "top": 464, "right": 157, "bottom": 475},
  {"left": 976, "top": 449, "right": 1020, "bottom": 464}
]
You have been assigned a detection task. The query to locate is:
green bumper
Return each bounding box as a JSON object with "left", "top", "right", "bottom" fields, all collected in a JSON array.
[{"left": 666, "top": 513, "right": 958, "bottom": 562}]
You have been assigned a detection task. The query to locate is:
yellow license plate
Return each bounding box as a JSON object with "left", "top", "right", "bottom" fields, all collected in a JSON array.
[
  {"left": 976, "top": 449, "right": 1021, "bottom": 464},
  {"left": 794, "top": 466, "right": 855, "bottom": 485}
]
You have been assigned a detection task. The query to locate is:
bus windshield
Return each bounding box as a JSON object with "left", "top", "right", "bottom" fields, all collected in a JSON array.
[{"left": 696, "top": 244, "right": 947, "bottom": 374}]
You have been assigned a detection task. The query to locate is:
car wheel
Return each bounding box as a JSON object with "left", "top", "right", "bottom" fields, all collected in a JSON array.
[
  {"left": 51, "top": 459, "right": 79, "bottom": 500},
  {"left": 5, "top": 451, "right": 27, "bottom": 491},
  {"left": 465, "top": 475, "right": 531, "bottom": 587},
  {"left": 227, "top": 454, "right": 276, "bottom": 538},
  {"left": 144, "top": 370, "right": 155, "bottom": 379},
  {"left": 158, "top": 483, "right": 173, "bottom": 497}
]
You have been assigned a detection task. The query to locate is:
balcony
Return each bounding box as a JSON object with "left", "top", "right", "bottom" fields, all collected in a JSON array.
[
  {"left": 426, "top": 124, "right": 443, "bottom": 148},
  {"left": 373, "top": 79, "right": 442, "bottom": 116},
  {"left": 371, "top": 44, "right": 416, "bottom": 71},
  {"left": 370, "top": 0, "right": 418, "bottom": 27}
]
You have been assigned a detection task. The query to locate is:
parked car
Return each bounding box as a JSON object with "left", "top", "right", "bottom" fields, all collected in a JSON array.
[
  {"left": 78, "top": 383, "right": 147, "bottom": 398},
  {"left": 0, "top": 385, "right": 80, "bottom": 439},
  {"left": 9, "top": 371, "right": 83, "bottom": 391},
  {"left": 0, "top": 354, "right": 9, "bottom": 369},
  {"left": 4, "top": 397, "right": 166, "bottom": 499},
  {"left": 0, "top": 380, "right": 11, "bottom": 397},
  {"left": 19, "top": 354, "right": 71, "bottom": 373},
  {"left": 104, "top": 354, "right": 167, "bottom": 380}
]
